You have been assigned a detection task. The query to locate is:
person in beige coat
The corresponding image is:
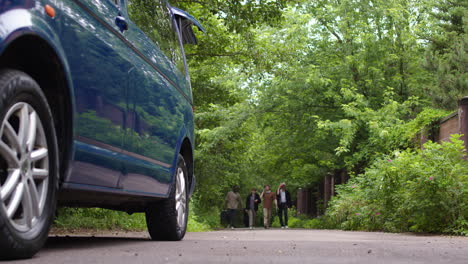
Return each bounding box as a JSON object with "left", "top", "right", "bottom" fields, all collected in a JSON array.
[{"left": 225, "top": 186, "right": 242, "bottom": 229}]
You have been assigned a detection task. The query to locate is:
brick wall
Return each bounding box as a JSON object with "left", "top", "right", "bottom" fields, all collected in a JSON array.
[
  {"left": 434, "top": 97, "right": 468, "bottom": 154},
  {"left": 438, "top": 112, "right": 459, "bottom": 142}
]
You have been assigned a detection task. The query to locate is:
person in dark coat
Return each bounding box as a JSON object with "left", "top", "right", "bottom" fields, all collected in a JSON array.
[
  {"left": 245, "top": 188, "right": 261, "bottom": 229},
  {"left": 276, "top": 183, "right": 291, "bottom": 228}
]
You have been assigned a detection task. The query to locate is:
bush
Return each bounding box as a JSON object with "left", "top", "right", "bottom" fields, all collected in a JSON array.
[
  {"left": 54, "top": 208, "right": 147, "bottom": 231},
  {"left": 326, "top": 135, "right": 468, "bottom": 234},
  {"left": 268, "top": 208, "right": 329, "bottom": 229},
  {"left": 187, "top": 213, "right": 212, "bottom": 232}
]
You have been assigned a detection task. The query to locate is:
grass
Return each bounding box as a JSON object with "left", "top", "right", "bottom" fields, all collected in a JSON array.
[
  {"left": 54, "top": 208, "right": 147, "bottom": 231},
  {"left": 53, "top": 207, "right": 213, "bottom": 232},
  {"left": 53, "top": 206, "right": 330, "bottom": 233}
]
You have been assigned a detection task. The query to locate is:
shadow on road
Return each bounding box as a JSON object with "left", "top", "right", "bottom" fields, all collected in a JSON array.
[{"left": 43, "top": 236, "right": 152, "bottom": 251}]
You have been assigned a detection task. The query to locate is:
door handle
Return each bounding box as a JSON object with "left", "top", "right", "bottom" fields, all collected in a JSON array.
[{"left": 115, "top": 14, "right": 128, "bottom": 33}]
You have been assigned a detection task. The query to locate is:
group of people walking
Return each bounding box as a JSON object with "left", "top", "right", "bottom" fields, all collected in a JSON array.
[{"left": 225, "top": 183, "right": 291, "bottom": 229}]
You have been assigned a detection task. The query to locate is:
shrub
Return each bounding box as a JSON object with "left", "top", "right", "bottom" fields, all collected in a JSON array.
[
  {"left": 187, "top": 213, "right": 212, "bottom": 232},
  {"left": 326, "top": 135, "right": 468, "bottom": 234},
  {"left": 268, "top": 208, "right": 328, "bottom": 229}
]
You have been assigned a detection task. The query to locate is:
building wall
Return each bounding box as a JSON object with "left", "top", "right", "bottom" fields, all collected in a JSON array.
[{"left": 438, "top": 113, "right": 460, "bottom": 142}]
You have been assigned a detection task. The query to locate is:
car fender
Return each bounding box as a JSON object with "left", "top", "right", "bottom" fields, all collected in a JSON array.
[
  {"left": 172, "top": 122, "right": 195, "bottom": 196},
  {"left": 0, "top": 8, "right": 77, "bottom": 176}
]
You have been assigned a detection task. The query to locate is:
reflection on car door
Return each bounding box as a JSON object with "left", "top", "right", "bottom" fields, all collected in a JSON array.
[
  {"left": 117, "top": 1, "right": 192, "bottom": 197},
  {"left": 58, "top": 0, "right": 133, "bottom": 188}
]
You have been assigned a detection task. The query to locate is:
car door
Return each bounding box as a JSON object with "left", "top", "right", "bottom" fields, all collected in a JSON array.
[
  {"left": 115, "top": 0, "right": 193, "bottom": 196},
  {"left": 57, "top": 0, "right": 134, "bottom": 188}
]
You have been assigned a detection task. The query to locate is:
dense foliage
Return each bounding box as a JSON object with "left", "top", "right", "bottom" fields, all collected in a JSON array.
[
  {"left": 327, "top": 136, "right": 467, "bottom": 234},
  {"left": 56, "top": 0, "right": 467, "bottom": 234},
  {"left": 180, "top": 0, "right": 467, "bottom": 233}
]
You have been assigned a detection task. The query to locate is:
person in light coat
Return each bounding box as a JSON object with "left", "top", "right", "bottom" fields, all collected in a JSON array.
[{"left": 225, "top": 185, "right": 242, "bottom": 229}]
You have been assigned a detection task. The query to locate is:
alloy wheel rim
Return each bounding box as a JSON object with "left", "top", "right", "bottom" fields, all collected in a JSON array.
[
  {"left": 175, "top": 166, "right": 186, "bottom": 230},
  {"left": 0, "top": 102, "right": 49, "bottom": 232}
]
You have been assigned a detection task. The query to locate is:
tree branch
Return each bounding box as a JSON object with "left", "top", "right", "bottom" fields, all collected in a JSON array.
[{"left": 317, "top": 18, "right": 343, "bottom": 44}]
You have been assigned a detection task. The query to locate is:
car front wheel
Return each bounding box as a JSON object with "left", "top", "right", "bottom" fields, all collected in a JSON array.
[
  {"left": 0, "top": 70, "right": 58, "bottom": 260},
  {"left": 146, "top": 154, "right": 189, "bottom": 241}
]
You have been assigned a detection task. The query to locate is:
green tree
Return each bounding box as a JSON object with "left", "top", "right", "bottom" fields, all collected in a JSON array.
[{"left": 421, "top": 0, "right": 467, "bottom": 109}]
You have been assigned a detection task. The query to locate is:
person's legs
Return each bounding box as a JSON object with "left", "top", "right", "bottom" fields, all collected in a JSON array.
[
  {"left": 278, "top": 204, "right": 284, "bottom": 227},
  {"left": 228, "top": 209, "right": 236, "bottom": 227},
  {"left": 248, "top": 210, "right": 253, "bottom": 227},
  {"left": 252, "top": 210, "right": 256, "bottom": 227},
  {"left": 284, "top": 206, "right": 288, "bottom": 226},
  {"left": 266, "top": 208, "right": 272, "bottom": 227},
  {"left": 263, "top": 208, "right": 268, "bottom": 227},
  {"left": 232, "top": 209, "right": 237, "bottom": 227}
]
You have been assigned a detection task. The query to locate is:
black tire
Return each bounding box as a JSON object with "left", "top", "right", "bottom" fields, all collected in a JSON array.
[
  {"left": 0, "top": 69, "right": 58, "bottom": 260},
  {"left": 146, "top": 154, "right": 189, "bottom": 241}
]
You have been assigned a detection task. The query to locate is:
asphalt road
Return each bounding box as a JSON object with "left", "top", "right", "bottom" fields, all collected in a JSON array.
[{"left": 6, "top": 229, "right": 467, "bottom": 263}]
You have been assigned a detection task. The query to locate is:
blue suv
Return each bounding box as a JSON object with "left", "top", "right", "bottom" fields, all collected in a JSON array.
[{"left": 0, "top": 0, "right": 203, "bottom": 259}]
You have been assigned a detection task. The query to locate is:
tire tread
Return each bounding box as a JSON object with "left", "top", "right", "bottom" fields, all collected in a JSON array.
[
  {"left": 146, "top": 154, "right": 188, "bottom": 241},
  {"left": 0, "top": 69, "right": 58, "bottom": 260}
]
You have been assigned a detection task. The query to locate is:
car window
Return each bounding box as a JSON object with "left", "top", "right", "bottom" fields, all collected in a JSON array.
[{"left": 127, "top": 0, "right": 185, "bottom": 76}]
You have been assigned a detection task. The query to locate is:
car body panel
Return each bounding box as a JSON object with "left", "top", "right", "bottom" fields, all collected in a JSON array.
[
  {"left": 119, "top": 3, "right": 193, "bottom": 195},
  {"left": 56, "top": 0, "right": 132, "bottom": 188},
  {"left": 0, "top": 0, "right": 199, "bottom": 202}
]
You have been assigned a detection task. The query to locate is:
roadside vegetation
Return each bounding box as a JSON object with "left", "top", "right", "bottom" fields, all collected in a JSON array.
[
  {"left": 54, "top": 208, "right": 211, "bottom": 232},
  {"left": 54, "top": 208, "right": 147, "bottom": 231},
  {"left": 56, "top": 0, "right": 467, "bottom": 235},
  {"left": 326, "top": 136, "right": 467, "bottom": 235}
]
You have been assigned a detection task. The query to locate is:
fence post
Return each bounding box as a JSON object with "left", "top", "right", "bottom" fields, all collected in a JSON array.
[
  {"left": 331, "top": 173, "right": 335, "bottom": 197},
  {"left": 297, "top": 188, "right": 304, "bottom": 215},
  {"left": 324, "top": 174, "right": 331, "bottom": 209},
  {"left": 460, "top": 96, "right": 468, "bottom": 157},
  {"left": 340, "top": 170, "right": 347, "bottom": 184}
]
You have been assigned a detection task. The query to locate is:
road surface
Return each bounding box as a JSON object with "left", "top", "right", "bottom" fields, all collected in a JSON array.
[{"left": 8, "top": 229, "right": 468, "bottom": 263}]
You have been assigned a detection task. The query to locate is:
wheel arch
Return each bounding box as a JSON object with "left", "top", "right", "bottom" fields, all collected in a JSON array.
[
  {"left": 179, "top": 137, "right": 194, "bottom": 195},
  {"left": 0, "top": 34, "right": 74, "bottom": 185}
]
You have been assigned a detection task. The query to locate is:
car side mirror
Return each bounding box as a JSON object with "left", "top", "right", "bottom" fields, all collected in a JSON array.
[{"left": 169, "top": 6, "right": 205, "bottom": 45}]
